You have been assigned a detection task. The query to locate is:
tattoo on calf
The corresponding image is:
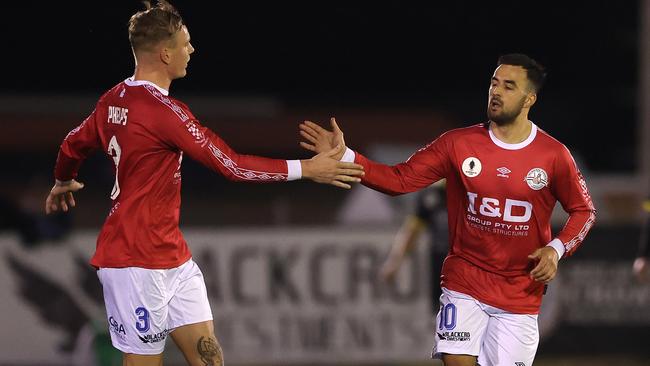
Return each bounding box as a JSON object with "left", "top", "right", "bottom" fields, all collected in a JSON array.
[{"left": 197, "top": 336, "right": 223, "bottom": 366}]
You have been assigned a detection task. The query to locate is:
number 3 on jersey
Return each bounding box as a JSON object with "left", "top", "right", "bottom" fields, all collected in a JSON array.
[{"left": 108, "top": 136, "right": 121, "bottom": 200}]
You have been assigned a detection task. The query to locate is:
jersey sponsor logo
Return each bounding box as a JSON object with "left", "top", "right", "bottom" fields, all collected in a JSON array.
[
  {"left": 525, "top": 168, "right": 548, "bottom": 190},
  {"left": 467, "top": 192, "right": 532, "bottom": 223},
  {"left": 515, "top": 363, "right": 526, "bottom": 366},
  {"left": 461, "top": 157, "right": 482, "bottom": 177},
  {"left": 466, "top": 192, "right": 532, "bottom": 236},
  {"left": 496, "top": 166, "right": 511, "bottom": 178},
  {"left": 108, "top": 106, "right": 128, "bottom": 125}
]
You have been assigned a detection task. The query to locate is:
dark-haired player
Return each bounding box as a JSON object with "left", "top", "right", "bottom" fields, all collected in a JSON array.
[{"left": 300, "top": 54, "right": 596, "bottom": 366}]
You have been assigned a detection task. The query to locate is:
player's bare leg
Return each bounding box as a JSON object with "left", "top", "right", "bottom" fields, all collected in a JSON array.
[
  {"left": 442, "top": 354, "right": 478, "bottom": 366},
  {"left": 122, "top": 353, "right": 163, "bottom": 366},
  {"left": 171, "top": 320, "right": 223, "bottom": 366}
]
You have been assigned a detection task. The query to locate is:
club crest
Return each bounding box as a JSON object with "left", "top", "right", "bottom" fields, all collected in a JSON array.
[{"left": 525, "top": 168, "right": 548, "bottom": 190}]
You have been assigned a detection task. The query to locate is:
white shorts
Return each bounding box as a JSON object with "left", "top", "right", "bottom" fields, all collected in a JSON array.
[
  {"left": 432, "top": 288, "right": 539, "bottom": 366},
  {"left": 97, "top": 259, "right": 213, "bottom": 355}
]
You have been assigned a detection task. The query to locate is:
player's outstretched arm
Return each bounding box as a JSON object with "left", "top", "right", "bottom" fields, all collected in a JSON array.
[
  {"left": 299, "top": 117, "right": 346, "bottom": 159},
  {"left": 300, "top": 143, "right": 364, "bottom": 189},
  {"left": 300, "top": 116, "right": 449, "bottom": 196},
  {"left": 45, "top": 179, "right": 85, "bottom": 214}
]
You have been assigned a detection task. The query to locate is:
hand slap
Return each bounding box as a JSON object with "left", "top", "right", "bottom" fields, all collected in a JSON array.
[{"left": 298, "top": 118, "right": 346, "bottom": 161}]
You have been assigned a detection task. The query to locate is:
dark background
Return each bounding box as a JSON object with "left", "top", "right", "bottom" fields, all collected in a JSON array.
[{"left": 3, "top": 1, "right": 639, "bottom": 172}]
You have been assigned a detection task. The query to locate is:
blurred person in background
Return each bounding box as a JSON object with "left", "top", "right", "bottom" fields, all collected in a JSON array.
[
  {"left": 300, "top": 54, "right": 596, "bottom": 366},
  {"left": 0, "top": 174, "right": 71, "bottom": 246},
  {"left": 44, "top": 1, "right": 364, "bottom": 365},
  {"left": 632, "top": 198, "right": 650, "bottom": 281},
  {"left": 380, "top": 181, "right": 448, "bottom": 312}
]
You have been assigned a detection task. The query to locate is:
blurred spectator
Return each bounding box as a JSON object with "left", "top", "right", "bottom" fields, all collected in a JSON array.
[
  {"left": 0, "top": 179, "right": 71, "bottom": 247},
  {"left": 380, "top": 181, "right": 448, "bottom": 310},
  {"left": 632, "top": 198, "right": 650, "bottom": 281}
]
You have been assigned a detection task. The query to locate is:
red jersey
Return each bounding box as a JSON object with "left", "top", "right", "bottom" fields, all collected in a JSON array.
[
  {"left": 54, "top": 78, "right": 301, "bottom": 269},
  {"left": 351, "top": 123, "right": 596, "bottom": 313}
]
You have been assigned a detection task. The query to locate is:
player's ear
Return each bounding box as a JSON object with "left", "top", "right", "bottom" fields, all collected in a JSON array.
[
  {"left": 160, "top": 47, "right": 171, "bottom": 65},
  {"left": 524, "top": 92, "right": 537, "bottom": 108}
]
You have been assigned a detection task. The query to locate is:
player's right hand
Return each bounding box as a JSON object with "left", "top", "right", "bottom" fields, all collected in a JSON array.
[
  {"left": 301, "top": 143, "right": 364, "bottom": 189},
  {"left": 299, "top": 117, "right": 346, "bottom": 160},
  {"left": 45, "top": 179, "right": 85, "bottom": 214}
]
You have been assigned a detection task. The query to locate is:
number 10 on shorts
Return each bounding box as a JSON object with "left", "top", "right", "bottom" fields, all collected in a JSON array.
[{"left": 439, "top": 303, "right": 457, "bottom": 330}]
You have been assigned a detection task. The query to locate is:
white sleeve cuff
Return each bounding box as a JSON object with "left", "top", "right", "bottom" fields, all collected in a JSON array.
[
  {"left": 546, "top": 238, "right": 566, "bottom": 260},
  {"left": 341, "top": 147, "right": 356, "bottom": 163},
  {"left": 286, "top": 160, "right": 302, "bottom": 181}
]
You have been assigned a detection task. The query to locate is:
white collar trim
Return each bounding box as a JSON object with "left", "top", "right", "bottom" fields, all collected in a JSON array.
[
  {"left": 124, "top": 77, "right": 169, "bottom": 96},
  {"left": 488, "top": 121, "right": 537, "bottom": 150}
]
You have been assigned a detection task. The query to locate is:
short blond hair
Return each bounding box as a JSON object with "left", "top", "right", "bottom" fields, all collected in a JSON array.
[{"left": 128, "top": 0, "right": 184, "bottom": 53}]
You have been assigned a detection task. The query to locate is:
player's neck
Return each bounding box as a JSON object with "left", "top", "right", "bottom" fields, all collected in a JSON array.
[
  {"left": 132, "top": 67, "right": 172, "bottom": 92},
  {"left": 489, "top": 117, "right": 532, "bottom": 144}
]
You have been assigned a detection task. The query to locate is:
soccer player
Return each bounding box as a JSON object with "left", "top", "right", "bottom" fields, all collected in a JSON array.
[
  {"left": 380, "top": 182, "right": 448, "bottom": 311},
  {"left": 299, "top": 54, "right": 596, "bottom": 366},
  {"left": 44, "top": 1, "right": 364, "bottom": 365},
  {"left": 632, "top": 198, "right": 650, "bottom": 281}
]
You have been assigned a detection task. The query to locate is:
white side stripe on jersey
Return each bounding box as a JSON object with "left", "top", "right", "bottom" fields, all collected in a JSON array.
[
  {"left": 207, "top": 143, "right": 287, "bottom": 181},
  {"left": 66, "top": 118, "right": 88, "bottom": 139},
  {"left": 142, "top": 83, "right": 286, "bottom": 181},
  {"left": 565, "top": 173, "right": 596, "bottom": 253},
  {"left": 565, "top": 211, "right": 596, "bottom": 253},
  {"left": 143, "top": 84, "right": 189, "bottom": 122}
]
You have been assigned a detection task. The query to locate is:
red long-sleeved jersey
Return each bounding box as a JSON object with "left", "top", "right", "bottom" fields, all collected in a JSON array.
[
  {"left": 352, "top": 123, "right": 596, "bottom": 313},
  {"left": 54, "top": 78, "right": 301, "bottom": 269}
]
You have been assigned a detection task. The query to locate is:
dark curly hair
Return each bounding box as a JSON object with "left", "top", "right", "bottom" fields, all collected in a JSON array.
[{"left": 497, "top": 53, "right": 547, "bottom": 92}]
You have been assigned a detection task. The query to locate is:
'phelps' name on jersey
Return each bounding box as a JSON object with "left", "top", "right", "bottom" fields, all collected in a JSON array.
[{"left": 107, "top": 106, "right": 128, "bottom": 125}]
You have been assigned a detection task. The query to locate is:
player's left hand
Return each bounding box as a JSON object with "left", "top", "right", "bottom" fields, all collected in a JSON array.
[{"left": 528, "top": 246, "right": 559, "bottom": 283}]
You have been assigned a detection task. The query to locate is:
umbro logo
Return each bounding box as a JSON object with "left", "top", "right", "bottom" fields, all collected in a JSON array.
[{"left": 496, "top": 166, "right": 511, "bottom": 178}]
